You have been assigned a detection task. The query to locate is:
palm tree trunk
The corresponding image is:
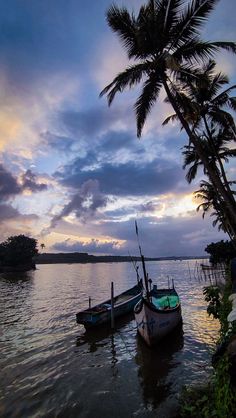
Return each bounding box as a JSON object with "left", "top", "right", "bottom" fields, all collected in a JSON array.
[
  {"left": 163, "top": 79, "right": 236, "bottom": 238},
  {"left": 202, "top": 114, "right": 236, "bottom": 204}
]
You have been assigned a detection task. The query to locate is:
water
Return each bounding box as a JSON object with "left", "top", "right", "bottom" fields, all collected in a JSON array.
[{"left": 0, "top": 260, "right": 219, "bottom": 418}]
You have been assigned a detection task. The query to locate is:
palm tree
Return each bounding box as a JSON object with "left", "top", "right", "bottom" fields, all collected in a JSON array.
[
  {"left": 182, "top": 125, "right": 236, "bottom": 240},
  {"left": 164, "top": 60, "right": 236, "bottom": 198},
  {"left": 100, "top": 0, "right": 236, "bottom": 235},
  {"left": 182, "top": 127, "right": 236, "bottom": 184},
  {"left": 194, "top": 180, "right": 236, "bottom": 240}
]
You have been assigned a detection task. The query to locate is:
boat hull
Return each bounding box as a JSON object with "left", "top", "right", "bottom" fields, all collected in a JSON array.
[
  {"left": 76, "top": 283, "right": 143, "bottom": 329},
  {"left": 134, "top": 297, "right": 182, "bottom": 346}
]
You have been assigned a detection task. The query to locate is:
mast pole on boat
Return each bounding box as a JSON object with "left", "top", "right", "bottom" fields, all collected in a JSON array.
[
  {"left": 111, "top": 281, "right": 115, "bottom": 329},
  {"left": 129, "top": 251, "right": 141, "bottom": 286},
  {"left": 135, "top": 221, "right": 150, "bottom": 300}
]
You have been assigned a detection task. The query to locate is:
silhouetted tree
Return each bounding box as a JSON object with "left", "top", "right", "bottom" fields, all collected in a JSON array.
[
  {"left": 100, "top": 0, "right": 236, "bottom": 236},
  {"left": 205, "top": 240, "right": 236, "bottom": 264},
  {"left": 0, "top": 235, "right": 38, "bottom": 268}
]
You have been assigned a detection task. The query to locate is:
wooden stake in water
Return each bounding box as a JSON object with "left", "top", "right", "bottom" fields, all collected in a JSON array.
[
  {"left": 111, "top": 281, "right": 115, "bottom": 329},
  {"left": 89, "top": 297, "right": 91, "bottom": 309}
]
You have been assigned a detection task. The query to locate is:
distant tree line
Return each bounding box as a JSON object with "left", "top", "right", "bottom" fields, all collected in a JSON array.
[{"left": 0, "top": 235, "right": 38, "bottom": 271}]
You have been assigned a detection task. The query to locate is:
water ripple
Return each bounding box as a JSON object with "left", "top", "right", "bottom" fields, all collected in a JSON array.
[{"left": 0, "top": 260, "right": 219, "bottom": 418}]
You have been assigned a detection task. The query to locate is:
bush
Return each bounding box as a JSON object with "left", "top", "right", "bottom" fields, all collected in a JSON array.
[{"left": 0, "top": 235, "right": 38, "bottom": 267}]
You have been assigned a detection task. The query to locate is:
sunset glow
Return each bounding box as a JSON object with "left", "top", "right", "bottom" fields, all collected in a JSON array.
[{"left": 0, "top": 0, "right": 235, "bottom": 257}]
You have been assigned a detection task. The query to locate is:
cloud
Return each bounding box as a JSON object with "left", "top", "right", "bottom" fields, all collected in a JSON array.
[
  {"left": 50, "top": 179, "right": 108, "bottom": 228},
  {"left": 55, "top": 157, "right": 184, "bottom": 197},
  {"left": 20, "top": 169, "right": 48, "bottom": 193},
  {"left": 47, "top": 210, "right": 227, "bottom": 257},
  {"left": 0, "top": 164, "right": 21, "bottom": 200},
  {"left": 96, "top": 214, "right": 227, "bottom": 257},
  {"left": 53, "top": 237, "right": 123, "bottom": 255},
  {"left": 0, "top": 202, "right": 39, "bottom": 242},
  {"left": 41, "top": 131, "right": 76, "bottom": 153},
  {"left": 0, "top": 203, "right": 20, "bottom": 220}
]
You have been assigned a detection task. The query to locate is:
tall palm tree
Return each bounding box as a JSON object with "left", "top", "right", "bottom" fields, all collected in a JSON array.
[
  {"left": 164, "top": 60, "right": 236, "bottom": 198},
  {"left": 182, "top": 127, "right": 236, "bottom": 184},
  {"left": 194, "top": 180, "right": 236, "bottom": 240},
  {"left": 100, "top": 0, "right": 236, "bottom": 235}
]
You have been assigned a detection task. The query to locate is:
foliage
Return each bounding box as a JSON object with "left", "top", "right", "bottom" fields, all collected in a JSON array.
[
  {"left": 203, "top": 279, "right": 232, "bottom": 338},
  {"left": 181, "top": 275, "right": 235, "bottom": 418},
  {"left": 203, "top": 285, "right": 221, "bottom": 319},
  {"left": 194, "top": 180, "right": 236, "bottom": 240},
  {"left": 205, "top": 240, "right": 236, "bottom": 264},
  {"left": 180, "top": 355, "right": 236, "bottom": 418},
  {"left": 0, "top": 235, "right": 38, "bottom": 267}
]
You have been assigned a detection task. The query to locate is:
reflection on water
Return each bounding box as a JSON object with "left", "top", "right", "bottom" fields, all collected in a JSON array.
[
  {"left": 0, "top": 260, "right": 219, "bottom": 418},
  {"left": 136, "top": 324, "right": 184, "bottom": 411}
]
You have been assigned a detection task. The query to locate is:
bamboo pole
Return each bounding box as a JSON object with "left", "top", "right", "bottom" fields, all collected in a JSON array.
[{"left": 111, "top": 281, "right": 115, "bottom": 329}]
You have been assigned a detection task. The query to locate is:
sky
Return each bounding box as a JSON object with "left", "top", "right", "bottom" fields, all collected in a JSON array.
[{"left": 0, "top": 0, "right": 236, "bottom": 257}]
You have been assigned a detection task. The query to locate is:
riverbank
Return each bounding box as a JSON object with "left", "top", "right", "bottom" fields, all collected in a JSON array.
[
  {"left": 35, "top": 252, "right": 208, "bottom": 264},
  {"left": 179, "top": 265, "right": 236, "bottom": 417}
]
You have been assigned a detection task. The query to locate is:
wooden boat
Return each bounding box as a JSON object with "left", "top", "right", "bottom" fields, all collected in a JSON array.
[
  {"left": 134, "top": 285, "right": 182, "bottom": 346},
  {"left": 76, "top": 281, "right": 143, "bottom": 329},
  {"left": 133, "top": 220, "right": 182, "bottom": 346}
]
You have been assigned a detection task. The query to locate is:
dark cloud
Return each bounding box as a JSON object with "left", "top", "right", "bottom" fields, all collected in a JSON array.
[
  {"left": 21, "top": 170, "right": 47, "bottom": 192},
  {"left": 0, "top": 203, "right": 38, "bottom": 226},
  {"left": 96, "top": 215, "right": 227, "bottom": 257},
  {"left": 0, "top": 204, "right": 20, "bottom": 220},
  {"left": 60, "top": 104, "right": 137, "bottom": 138},
  {"left": 0, "top": 164, "right": 21, "bottom": 200},
  {"left": 0, "top": 164, "right": 47, "bottom": 203},
  {"left": 50, "top": 179, "right": 108, "bottom": 228},
  {"left": 55, "top": 158, "right": 184, "bottom": 196}
]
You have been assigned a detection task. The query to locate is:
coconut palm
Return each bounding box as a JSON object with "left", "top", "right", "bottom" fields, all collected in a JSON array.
[
  {"left": 182, "top": 127, "right": 236, "bottom": 184},
  {"left": 164, "top": 60, "right": 236, "bottom": 199},
  {"left": 100, "top": 0, "right": 236, "bottom": 235},
  {"left": 194, "top": 180, "right": 236, "bottom": 240},
  {"left": 163, "top": 60, "right": 236, "bottom": 134}
]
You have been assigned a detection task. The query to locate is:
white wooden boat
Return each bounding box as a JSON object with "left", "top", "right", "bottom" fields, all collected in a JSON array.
[
  {"left": 134, "top": 285, "right": 182, "bottom": 346},
  {"left": 133, "top": 220, "right": 182, "bottom": 346}
]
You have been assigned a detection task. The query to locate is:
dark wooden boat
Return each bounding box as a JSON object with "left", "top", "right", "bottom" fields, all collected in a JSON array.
[{"left": 76, "top": 281, "right": 143, "bottom": 329}]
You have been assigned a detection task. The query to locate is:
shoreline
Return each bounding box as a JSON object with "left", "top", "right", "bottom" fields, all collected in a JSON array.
[{"left": 35, "top": 253, "right": 208, "bottom": 265}]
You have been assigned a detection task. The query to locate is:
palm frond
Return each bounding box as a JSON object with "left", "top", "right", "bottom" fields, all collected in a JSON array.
[
  {"left": 135, "top": 75, "right": 162, "bottom": 137},
  {"left": 171, "top": 0, "right": 220, "bottom": 48},
  {"left": 209, "top": 109, "right": 235, "bottom": 130},
  {"left": 162, "top": 0, "right": 184, "bottom": 32},
  {"left": 99, "top": 63, "right": 149, "bottom": 105},
  {"left": 106, "top": 6, "right": 138, "bottom": 59},
  {"left": 162, "top": 113, "right": 179, "bottom": 126},
  {"left": 173, "top": 39, "right": 219, "bottom": 64},
  {"left": 211, "top": 41, "right": 236, "bottom": 54},
  {"left": 210, "top": 85, "right": 236, "bottom": 107},
  {"left": 185, "top": 163, "right": 199, "bottom": 183},
  {"left": 229, "top": 97, "right": 236, "bottom": 112}
]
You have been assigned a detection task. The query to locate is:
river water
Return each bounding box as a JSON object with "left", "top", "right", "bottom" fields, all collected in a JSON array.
[{"left": 0, "top": 260, "right": 219, "bottom": 418}]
